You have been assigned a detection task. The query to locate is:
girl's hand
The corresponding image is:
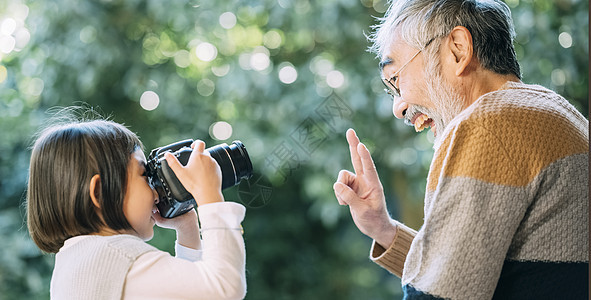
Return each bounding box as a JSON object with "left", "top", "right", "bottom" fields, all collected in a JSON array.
[
  {"left": 153, "top": 208, "right": 198, "bottom": 231},
  {"left": 164, "top": 140, "right": 224, "bottom": 206},
  {"left": 153, "top": 208, "right": 201, "bottom": 250}
]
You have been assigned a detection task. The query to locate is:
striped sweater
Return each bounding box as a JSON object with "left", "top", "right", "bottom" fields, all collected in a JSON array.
[{"left": 370, "top": 81, "right": 589, "bottom": 299}]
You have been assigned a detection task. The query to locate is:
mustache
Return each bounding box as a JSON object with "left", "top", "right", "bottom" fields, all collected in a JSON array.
[{"left": 403, "top": 105, "right": 436, "bottom": 126}]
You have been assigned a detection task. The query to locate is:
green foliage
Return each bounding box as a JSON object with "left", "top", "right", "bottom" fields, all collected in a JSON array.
[{"left": 0, "top": 0, "right": 587, "bottom": 298}]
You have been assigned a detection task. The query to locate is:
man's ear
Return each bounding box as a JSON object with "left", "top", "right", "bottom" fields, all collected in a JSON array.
[
  {"left": 448, "top": 26, "right": 474, "bottom": 76},
  {"left": 89, "top": 174, "right": 102, "bottom": 209}
]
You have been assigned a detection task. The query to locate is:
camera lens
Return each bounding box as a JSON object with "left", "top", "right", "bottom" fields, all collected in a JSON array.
[{"left": 207, "top": 141, "right": 253, "bottom": 189}]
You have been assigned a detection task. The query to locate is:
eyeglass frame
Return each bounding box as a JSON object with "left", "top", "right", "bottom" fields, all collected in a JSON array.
[{"left": 381, "top": 37, "right": 436, "bottom": 99}]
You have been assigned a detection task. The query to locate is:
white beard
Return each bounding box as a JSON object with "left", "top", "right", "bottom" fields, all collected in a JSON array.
[
  {"left": 404, "top": 58, "right": 465, "bottom": 147},
  {"left": 426, "top": 71, "right": 465, "bottom": 146}
]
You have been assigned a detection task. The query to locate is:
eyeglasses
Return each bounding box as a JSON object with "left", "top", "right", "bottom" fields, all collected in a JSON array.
[{"left": 381, "top": 38, "right": 435, "bottom": 98}]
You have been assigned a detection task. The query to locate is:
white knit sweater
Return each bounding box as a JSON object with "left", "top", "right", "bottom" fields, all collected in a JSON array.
[{"left": 50, "top": 202, "right": 247, "bottom": 300}]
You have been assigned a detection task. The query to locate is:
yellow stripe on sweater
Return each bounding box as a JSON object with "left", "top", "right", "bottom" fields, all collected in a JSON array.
[{"left": 427, "top": 98, "right": 588, "bottom": 192}]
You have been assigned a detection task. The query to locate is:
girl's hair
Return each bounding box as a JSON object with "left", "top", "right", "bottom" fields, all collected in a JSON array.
[{"left": 27, "top": 112, "right": 143, "bottom": 253}]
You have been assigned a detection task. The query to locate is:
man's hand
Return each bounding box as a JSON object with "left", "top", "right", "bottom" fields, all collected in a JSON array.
[{"left": 333, "top": 128, "right": 397, "bottom": 248}]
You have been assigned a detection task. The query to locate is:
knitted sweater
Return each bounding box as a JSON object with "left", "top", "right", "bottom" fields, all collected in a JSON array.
[
  {"left": 51, "top": 234, "right": 157, "bottom": 300},
  {"left": 370, "top": 82, "right": 589, "bottom": 299},
  {"left": 50, "top": 202, "right": 247, "bottom": 300}
]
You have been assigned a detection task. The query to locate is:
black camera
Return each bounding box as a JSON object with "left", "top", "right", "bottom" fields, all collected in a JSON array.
[{"left": 146, "top": 139, "right": 253, "bottom": 218}]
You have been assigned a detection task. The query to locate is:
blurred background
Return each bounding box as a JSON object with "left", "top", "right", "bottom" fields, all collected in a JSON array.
[{"left": 0, "top": 0, "right": 587, "bottom": 299}]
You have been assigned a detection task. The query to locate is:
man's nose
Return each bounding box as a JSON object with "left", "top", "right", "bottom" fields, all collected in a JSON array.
[{"left": 392, "top": 97, "right": 408, "bottom": 119}]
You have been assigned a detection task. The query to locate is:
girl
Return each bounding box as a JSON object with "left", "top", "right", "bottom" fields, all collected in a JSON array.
[{"left": 26, "top": 115, "right": 247, "bottom": 300}]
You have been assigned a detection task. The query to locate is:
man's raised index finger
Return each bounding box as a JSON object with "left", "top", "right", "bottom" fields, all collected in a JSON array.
[{"left": 346, "top": 128, "right": 363, "bottom": 175}]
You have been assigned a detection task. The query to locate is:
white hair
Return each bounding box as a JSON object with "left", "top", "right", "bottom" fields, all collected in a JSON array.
[{"left": 368, "top": 0, "right": 521, "bottom": 78}]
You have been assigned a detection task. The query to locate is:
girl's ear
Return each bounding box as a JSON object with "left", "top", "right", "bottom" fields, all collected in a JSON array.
[{"left": 89, "top": 174, "right": 102, "bottom": 208}]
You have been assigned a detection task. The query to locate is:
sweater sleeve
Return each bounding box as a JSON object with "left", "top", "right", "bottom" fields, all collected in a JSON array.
[
  {"left": 175, "top": 241, "right": 203, "bottom": 261},
  {"left": 123, "top": 202, "right": 246, "bottom": 300},
  {"left": 369, "top": 222, "right": 416, "bottom": 277}
]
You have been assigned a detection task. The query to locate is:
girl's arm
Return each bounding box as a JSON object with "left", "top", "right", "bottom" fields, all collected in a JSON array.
[
  {"left": 153, "top": 209, "right": 202, "bottom": 251},
  {"left": 124, "top": 202, "right": 246, "bottom": 300},
  {"left": 123, "top": 140, "right": 246, "bottom": 299}
]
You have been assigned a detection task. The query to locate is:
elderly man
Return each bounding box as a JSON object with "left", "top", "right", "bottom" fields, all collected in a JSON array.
[{"left": 333, "top": 0, "right": 589, "bottom": 299}]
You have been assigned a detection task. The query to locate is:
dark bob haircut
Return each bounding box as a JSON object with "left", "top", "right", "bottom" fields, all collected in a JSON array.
[{"left": 27, "top": 117, "right": 143, "bottom": 253}]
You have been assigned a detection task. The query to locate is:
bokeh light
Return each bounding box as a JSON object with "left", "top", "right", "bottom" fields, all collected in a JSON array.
[
  {"left": 217, "top": 100, "right": 237, "bottom": 120},
  {"left": 197, "top": 78, "right": 215, "bottom": 96},
  {"left": 263, "top": 30, "right": 282, "bottom": 49},
  {"left": 140, "top": 91, "right": 160, "bottom": 111},
  {"left": 250, "top": 53, "right": 270, "bottom": 71},
  {"left": 173, "top": 50, "right": 191, "bottom": 68},
  {"left": 278, "top": 63, "right": 298, "bottom": 84},
  {"left": 558, "top": 32, "right": 573, "bottom": 48},
  {"left": 19, "top": 77, "right": 44, "bottom": 97},
  {"left": 79, "top": 26, "right": 97, "bottom": 44},
  {"left": 238, "top": 53, "right": 252, "bottom": 70},
  {"left": 0, "top": 35, "right": 15, "bottom": 54},
  {"left": 326, "top": 70, "right": 345, "bottom": 88},
  {"left": 551, "top": 69, "right": 566, "bottom": 86},
  {"left": 310, "top": 55, "right": 334, "bottom": 76},
  {"left": 1, "top": 18, "right": 16, "bottom": 35},
  {"left": 0, "top": 2, "right": 30, "bottom": 55},
  {"left": 9, "top": 2, "right": 29, "bottom": 20},
  {"left": 209, "top": 121, "right": 233, "bottom": 140},
  {"left": 13, "top": 27, "right": 30, "bottom": 51},
  {"left": 212, "top": 64, "right": 230, "bottom": 77},
  {"left": 250, "top": 46, "right": 271, "bottom": 72},
  {"left": 219, "top": 12, "right": 237, "bottom": 29},
  {"left": 195, "top": 42, "right": 217, "bottom": 62},
  {"left": 400, "top": 147, "right": 418, "bottom": 165}
]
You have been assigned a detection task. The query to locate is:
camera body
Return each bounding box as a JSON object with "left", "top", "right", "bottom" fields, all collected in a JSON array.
[{"left": 146, "top": 139, "right": 253, "bottom": 218}]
